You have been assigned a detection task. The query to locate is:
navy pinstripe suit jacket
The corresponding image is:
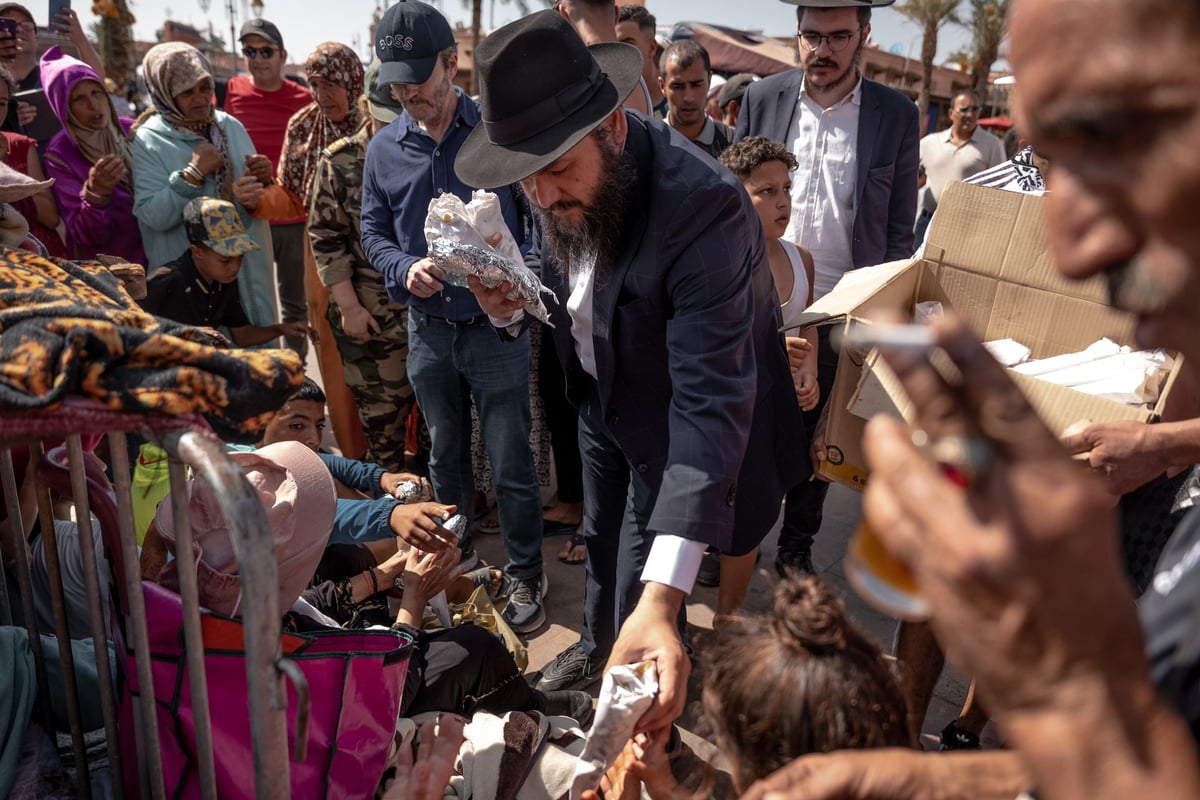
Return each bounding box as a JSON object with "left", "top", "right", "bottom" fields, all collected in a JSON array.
[{"left": 532, "top": 112, "right": 809, "bottom": 555}]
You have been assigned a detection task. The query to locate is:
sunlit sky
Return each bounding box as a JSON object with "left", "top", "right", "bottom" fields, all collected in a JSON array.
[{"left": 44, "top": 0, "right": 982, "bottom": 69}]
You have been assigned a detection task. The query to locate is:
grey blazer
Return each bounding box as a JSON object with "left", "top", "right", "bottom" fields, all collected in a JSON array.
[
  {"left": 734, "top": 71, "right": 920, "bottom": 268},
  {"left": 531, "top": 112, "right": 809, "bottom": 556}
]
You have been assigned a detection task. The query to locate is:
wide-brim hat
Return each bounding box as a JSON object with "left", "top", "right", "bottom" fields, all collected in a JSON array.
[
  {"left": 778, "top": 0, "right": 895, "bottom": 6},
  {"left": 0, "top": 160, "right": 52, "bottom": 204},
  {"left": 155, "top": 441, "right": 336, "bottom": 618},
  {"left": 455, "top": 9, "right": 643, "bottom": 189}
]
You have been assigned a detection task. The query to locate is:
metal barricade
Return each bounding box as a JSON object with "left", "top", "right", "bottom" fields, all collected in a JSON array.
[{"left": 0, "top": 399, "right": 292, "bottom": 799}]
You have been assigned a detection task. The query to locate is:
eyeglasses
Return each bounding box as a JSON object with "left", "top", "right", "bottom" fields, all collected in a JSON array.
[
  {"left": 797, "top": 27, "right": 862, "bottom": 52},
  {"left": 954, "top": 105, "right": 982, "bottom": 114},
  {"left": 242, "top": 46, "right": 277, "bottom": 59},
  {"left": 2, "top": 20, "right": 34, "bottom": 33}
]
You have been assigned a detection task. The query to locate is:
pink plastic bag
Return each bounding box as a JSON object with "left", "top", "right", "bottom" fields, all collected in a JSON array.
[{"left": 119, "top": 581, "right": 412, "bottom": 799}]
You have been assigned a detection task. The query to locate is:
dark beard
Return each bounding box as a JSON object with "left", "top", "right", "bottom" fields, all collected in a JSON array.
[
  {"left": 535, "top": 138, "right": 637, "bottom": 282},
  {"left": 799, "top": 40, "right": 863, "bottom": 98}
]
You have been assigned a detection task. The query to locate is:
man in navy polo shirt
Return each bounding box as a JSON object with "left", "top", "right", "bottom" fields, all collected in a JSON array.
[{"left": 359, "top": 0, "right": 547, "bottom": 633}]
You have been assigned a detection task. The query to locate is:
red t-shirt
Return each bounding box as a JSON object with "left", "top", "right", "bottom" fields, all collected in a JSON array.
[{"left": 222, "top": 75, "right": 312, "bottom": 171}]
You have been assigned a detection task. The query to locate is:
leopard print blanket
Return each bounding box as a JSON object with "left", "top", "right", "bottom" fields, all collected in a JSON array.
[{"left": 0, "top": 247, "right": 302, "bottom": 442}]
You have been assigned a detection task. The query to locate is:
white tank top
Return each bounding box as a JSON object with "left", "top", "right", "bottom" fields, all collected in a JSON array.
[{"left": 778, "top": 239, "right": 812, "bottom": 332}]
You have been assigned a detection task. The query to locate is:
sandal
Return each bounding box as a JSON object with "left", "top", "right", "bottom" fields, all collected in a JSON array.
[
  {"left": 937, "top": 721, "right": 981, "bottom": 751},
  {"left": 557, "top": 531, "right": 586, "bottom": 565},
  {"left": 477, "top": 507, "right": 501, "bottom": 535}
]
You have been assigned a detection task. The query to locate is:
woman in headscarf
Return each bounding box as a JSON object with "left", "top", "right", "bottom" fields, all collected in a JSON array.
[
  {"left": 277, "top": 43, "right": 370, "bottom": 461},
  {"left": 130, "top": 42, "right": 278, "bottom": 330},
  {"left": 40, "top": 46, "right": 144, "bottom": 264}
]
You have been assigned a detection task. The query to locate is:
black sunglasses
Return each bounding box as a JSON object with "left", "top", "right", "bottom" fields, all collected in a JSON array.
[{"left": 242, "top": 46, "right": 277, "bottom": 59}]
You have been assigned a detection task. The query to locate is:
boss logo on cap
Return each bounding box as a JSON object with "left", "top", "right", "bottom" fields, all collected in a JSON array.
[{"left": 378, "top": 34, "right": 415, "bottom": 51}]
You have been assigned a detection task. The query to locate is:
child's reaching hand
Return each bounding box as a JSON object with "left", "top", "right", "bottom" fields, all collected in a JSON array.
[{"left": 582, "top": 727, "right": 686, "bottom": 800}]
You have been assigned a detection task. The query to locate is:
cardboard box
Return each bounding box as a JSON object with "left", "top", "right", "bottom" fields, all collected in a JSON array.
[{"left": 807, "top": 181, "right": 1183, "bottom": 490}]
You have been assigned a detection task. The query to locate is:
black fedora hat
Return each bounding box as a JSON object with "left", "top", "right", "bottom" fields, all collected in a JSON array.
[{"left": 455, "top": 10, "right": 643, "bottom": 189}]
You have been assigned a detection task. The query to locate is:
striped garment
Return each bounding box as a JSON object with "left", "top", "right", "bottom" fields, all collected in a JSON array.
[{"left": 965, "top": 145, "right": 1047, "bottom": 194}]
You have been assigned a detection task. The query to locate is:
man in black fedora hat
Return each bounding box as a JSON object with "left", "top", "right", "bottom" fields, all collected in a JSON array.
[
  {"left": 459, "top": 9, "right": 808, "bottom": 729},
  {"left": 735, "top": 0, "right": 919, "bottom": 581},
  {"left": 359, "top": 0, "right": 550, "bottom": 636}
]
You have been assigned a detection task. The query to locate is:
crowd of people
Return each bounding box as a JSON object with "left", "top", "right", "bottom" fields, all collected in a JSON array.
[{"left": 4, "top": 0, "right": 1200, "bottom": 796}]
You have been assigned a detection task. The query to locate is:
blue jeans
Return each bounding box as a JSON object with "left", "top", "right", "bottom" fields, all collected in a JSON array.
[
  {"left": 576, "top": 378, "right": 656, "bottom": 659},
  {"left": 406, "top": 308, "right": 543, "bottom": 580}
]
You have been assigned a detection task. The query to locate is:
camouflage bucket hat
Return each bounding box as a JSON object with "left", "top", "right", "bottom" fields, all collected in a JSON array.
[{"left": 183, "top": 197, "right": 261, "bottom": 257}]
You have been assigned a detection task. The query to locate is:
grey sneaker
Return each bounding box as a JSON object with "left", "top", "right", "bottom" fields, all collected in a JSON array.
[
  {"left": 501, "top": 572, "right": 547, "bottom": 634},
  {"left": 533, "top": 641, "right": 605, "bottom": 692}
]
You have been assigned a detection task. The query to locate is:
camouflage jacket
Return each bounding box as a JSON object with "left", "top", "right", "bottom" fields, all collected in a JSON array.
[{"left": 308, "top": 125, "right": 382, "bottom": 289}]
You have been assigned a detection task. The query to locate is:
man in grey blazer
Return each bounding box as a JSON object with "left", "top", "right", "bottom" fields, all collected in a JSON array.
[
  {"left": 735, "top": 0, "right": 920, "bottom": 576},
  {"left": 458, "top": 10, "right": 808, "bottom": 729}
]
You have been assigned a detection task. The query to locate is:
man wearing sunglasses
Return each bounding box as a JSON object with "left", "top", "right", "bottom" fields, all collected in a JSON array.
[
  {"left": 223, "top": 17, "right": 313, "bottom": 358},
  {"left": 734, "top": 0, "right": 918, "bottom": 579},
  {"left": 919, "top": 88, "right": 1006, "bottom": 213}
]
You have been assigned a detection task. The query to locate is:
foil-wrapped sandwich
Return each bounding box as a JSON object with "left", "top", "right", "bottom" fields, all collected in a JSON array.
[
  {"left": 391, "top": 477, "right": 433, "bottom": 504},
  {"left": 429, "top": 238, "right": 555, "bottom": 326}
]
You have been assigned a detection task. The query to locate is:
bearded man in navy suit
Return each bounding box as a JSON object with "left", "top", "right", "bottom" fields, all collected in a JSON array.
[{"left": 459, "top": 10, "right": 808, "bottom": 731}]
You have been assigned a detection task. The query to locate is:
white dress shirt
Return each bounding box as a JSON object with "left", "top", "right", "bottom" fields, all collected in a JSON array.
[
  {"left": 565, "top": 256, "right": 702, "bottom": 593},
  {"left": 566, "top": 256, "right": 598, "bottom": 380},
  {"left": 784, "top": 76, "right": 862, "bottom": 301},
  {"left": 492, "top": 252, "right": 704, "bottom": 594}
]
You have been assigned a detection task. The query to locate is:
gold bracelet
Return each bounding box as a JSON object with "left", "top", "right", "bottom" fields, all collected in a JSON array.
[
  {"left": 181, "top": 164, "right": 205, "bottom": 186},
  {"left": 82, "top": 183, "right": 111, "bottom": 206}
]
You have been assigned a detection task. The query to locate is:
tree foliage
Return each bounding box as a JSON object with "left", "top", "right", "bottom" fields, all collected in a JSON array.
[
  {"left": 895, "top": 0, "right": 961, "bottom": 122},
  {"left": 958, "top": 0, "right": 1010, "bottom": 99}
]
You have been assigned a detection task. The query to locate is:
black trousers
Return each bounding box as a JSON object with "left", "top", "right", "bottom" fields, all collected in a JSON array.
[{"left": 538, "top": 324, "right": 583, "bottom": 504}]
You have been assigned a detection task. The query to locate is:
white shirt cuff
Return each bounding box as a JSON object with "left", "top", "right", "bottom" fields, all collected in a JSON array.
[
  {"left": 641, "top": 535, "right": 705, "bottom": 595},
  {"left": 488, "top": 307, "right": 525, "bottom": 336}
]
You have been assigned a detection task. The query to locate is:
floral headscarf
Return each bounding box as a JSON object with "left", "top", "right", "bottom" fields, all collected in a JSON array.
[
  {"left": 278, "top": 42, "right": 364, "bottom": 204},
  {"left": 137, "top": 42, "right": 232, "bottom": 200}
]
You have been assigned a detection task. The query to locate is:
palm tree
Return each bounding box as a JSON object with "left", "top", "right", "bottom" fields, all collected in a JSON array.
[
  {"left": 959, "top": 0, "right": 1010, "bottom": 101},
  {"left": 462, "top": 0, "right": 548, "bottom": 94},
  {"left": 895, "top": 0, "right": 962, "bottom": 124},
  {"left": 91, "top": 0, "right": 138, "bottom": 88}
]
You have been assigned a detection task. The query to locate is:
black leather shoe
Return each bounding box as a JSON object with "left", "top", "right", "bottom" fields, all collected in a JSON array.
[{"left": 539, "top": 689, "right": 595, "bottom": 727}]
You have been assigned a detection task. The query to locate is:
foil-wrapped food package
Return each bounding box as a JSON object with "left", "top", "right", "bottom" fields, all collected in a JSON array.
[
  {"left": 392, "top": 477, "right": 433, "bottom": 504},
  {"left": 437, "top": 513, "right": 467, "bottom": 542},
  {"left": 424, "top": 191, "right": 556, "bottom": 325},
  {"left": 569, "top": 660, "right": 658, "bottom": 800},
  {"left": 428, "top": 239, "right": 555, "bottom": 326}
]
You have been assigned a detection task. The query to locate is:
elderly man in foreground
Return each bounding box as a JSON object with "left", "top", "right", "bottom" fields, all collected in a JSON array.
[{"left": 742, "top": 0, "right": 1200, "bottom": 797}]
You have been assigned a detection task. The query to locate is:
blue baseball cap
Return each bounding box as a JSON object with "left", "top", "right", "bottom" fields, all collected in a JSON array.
[{"left": 374, "top": 0, "right": 455, "bottom": 86}]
